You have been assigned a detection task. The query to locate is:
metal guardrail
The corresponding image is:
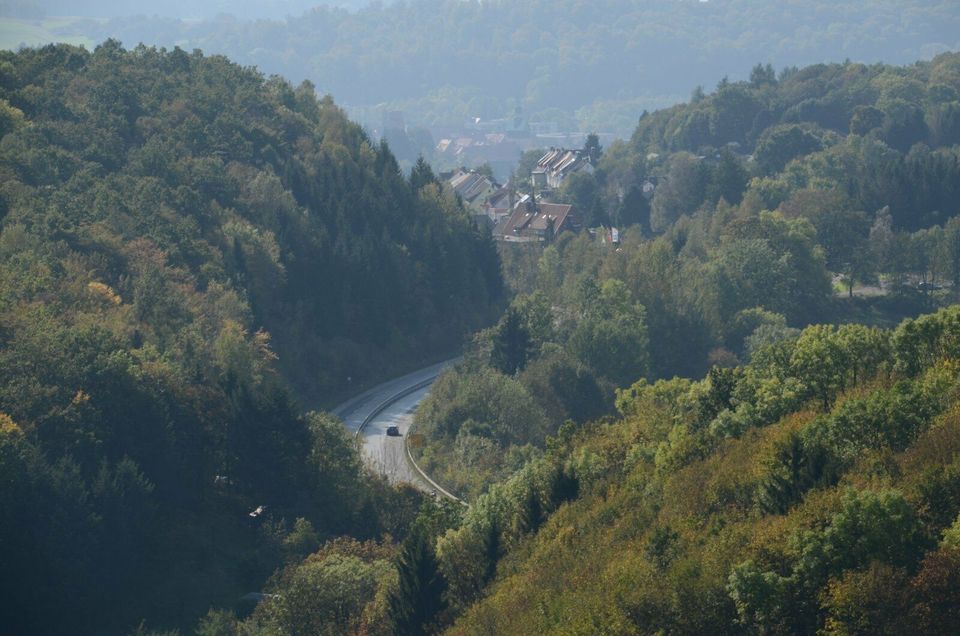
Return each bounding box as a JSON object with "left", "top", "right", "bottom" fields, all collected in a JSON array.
[
  {"left": 352, "top": 372, "right": 467, "bottom": 506},
  {"left": 351, "top": 376, "right": 437, "bottom": 439},
  {"left": 405, "top": 431, "right": 467, "bottom": 506}
]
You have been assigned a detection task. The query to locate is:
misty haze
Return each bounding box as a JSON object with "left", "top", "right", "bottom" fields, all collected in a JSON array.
[{"left": 2, "top": 1, "right": 960, "bottom": 634}]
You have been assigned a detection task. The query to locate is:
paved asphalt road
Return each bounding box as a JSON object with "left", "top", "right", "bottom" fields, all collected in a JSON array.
[{"left": 332, "top": 359, "right": 457, "bottom": 488}]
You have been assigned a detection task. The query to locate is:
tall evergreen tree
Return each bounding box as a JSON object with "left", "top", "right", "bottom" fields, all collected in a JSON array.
[
  {"left": 388, "top": 525, "right": 447, "bottom": 636},
  {"left": 708, "top": 149, "right": 748, "bottom": 205},
  {"left": 490, "top": 306, "right": 532, "bottom": 375},
  {"left": 482, "top": 519, "right": 501, "bottom": 585},
  {"left": 584, "top": 132, "right": 603, "bottom": 164},
  {"left": 410, "top": 155, "right": 438, "bottom": 192}
]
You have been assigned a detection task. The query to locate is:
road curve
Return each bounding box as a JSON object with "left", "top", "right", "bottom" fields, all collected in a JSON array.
[{"left": 332, "top": 359, "right": 458, "bottom": 492}]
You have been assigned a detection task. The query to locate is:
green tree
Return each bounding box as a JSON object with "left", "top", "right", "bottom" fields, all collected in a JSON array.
[
  {"left": 388, "top": 525, "right": 447, "bottom": 636},
  {"left": 651, "top": 152, "right": 707, "bottom": 231},
  {"left": 584, "top": 133, "right": 603, "bottom": 164},
  {"left": 490, "top": 306, "right": 532, "bottom": 375},
  {"left": 790, "top": 325, "right": 846, "bottom": 410},
  {"left": 410, "top": 155, "right": 438, "bottom": 191},
  {"left": 258, "top": 553, "right": 388, "bottom": 636},
  {"left": 754, "top": 124, "right": 825, "bottom": 175},
  {"left": 569, "top": 279, "right": 650, "bottom": 388},
  {"left": 707, "top": 148, "right": 748, "bottom": 205},
  {"left": 850, "top": 105, "right": 885, "bottom": 135},
  {"left": 613, "top": 185, "right": 652, "bottom": 234},
  {"left": 756, "top": 432, "right": 832, "bottom": 514}
]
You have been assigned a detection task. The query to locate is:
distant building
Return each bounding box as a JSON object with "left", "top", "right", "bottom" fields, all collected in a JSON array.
[
  {"left": 447, "top": 169, "right": 499, "bottom": 214},
  {"left": 494, "top": 199, "right": 578, "bottom": 243},
  {"left": 483, "top": 186, "right": 520, "bottom": 226},
  {"left": 436, "top": 134, "right": 523, "bottom": 181},
  {"left": 532, "top": 148, "right": 593, "bottom": 189}
]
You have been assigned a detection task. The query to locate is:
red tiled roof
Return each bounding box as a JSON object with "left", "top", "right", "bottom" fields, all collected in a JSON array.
[{"left": 495, "top": 201, "right": 577, "bottom": 241}]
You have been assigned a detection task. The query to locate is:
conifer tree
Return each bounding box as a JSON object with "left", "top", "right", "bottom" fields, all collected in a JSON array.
[
  {"left": 482, "top": 519, "right": 501, "bottom": 585},
  {"left": 490, "top": 306, "right": 531, "bottom": 375},
  {"left": 388, "top": 525, "right": 447, "bottom": 635},
  {"left": 410, "top": 155, "right": 438, "bottom": 192}
]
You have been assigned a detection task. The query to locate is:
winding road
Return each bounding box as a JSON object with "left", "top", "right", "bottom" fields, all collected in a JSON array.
[{"left": 332, "top": 358, "right": 458, "bottom": 494}]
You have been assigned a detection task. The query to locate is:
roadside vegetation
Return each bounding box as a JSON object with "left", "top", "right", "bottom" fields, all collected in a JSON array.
[
  {"left": 411, "top": 52, "right": 960, "bottom": 501},
  {"left": 0, "top": 42, "right": 499, "bottom": 634},
  {"left": 5, "top": 36, "right": 960, "bottom": 636}
]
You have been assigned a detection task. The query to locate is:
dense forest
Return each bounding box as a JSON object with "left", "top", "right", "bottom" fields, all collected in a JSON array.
[
  {"left": 442, "top": 306, "right": 960, "bottom": 634},
  {"left": 25, "top": 0, "right": 960, "bottom": 135},
  {"left": 6, "top": 32, "right": 960, "bottom": 636},
  {"left": 0, "top": 41, "right": 499, "bottom": 634},
  {"left": 409, "top": 52, "right": 960, "bottom": 503},
  {"left": 302, "top": 49, "right": 960, "bottom": 635}
]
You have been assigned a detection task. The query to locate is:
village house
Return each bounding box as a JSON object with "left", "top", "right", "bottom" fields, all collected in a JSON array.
[
  {"left": 493, "top": 198, "right": 578, "bottom": 243},
  {"left": 483, "top": 186, "right": 528, "bottom": 226},
  {"left": 435, "top": 134, "right": 524, "bottom": 180},
  {"left": 446, "top": 169, "right": 499, "bottom": 213},
  {"left": 531, "top": 148, "right": 593, "bottom": 189}
]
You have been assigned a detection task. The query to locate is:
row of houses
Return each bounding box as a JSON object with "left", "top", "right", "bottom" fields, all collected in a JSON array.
[
  {"left": 496, "top": 201, "right": 578, "bottom": 243},
  {"left": 443, "top": 146, "right": 597, "bottom": 243},
  {"left": 532, "top": 148, "right": 593, "bottom": 189}
]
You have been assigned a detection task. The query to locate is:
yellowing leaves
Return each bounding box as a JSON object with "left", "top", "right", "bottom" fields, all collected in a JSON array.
[
  {"left": 213, "top": 320, "right": 278, "bottom": 389},
  {"left": 0, "top": 413, "right": 22, "bottom": 436},
  {"left": 87, "top": 281, "right": 122, "bottom": 305}
]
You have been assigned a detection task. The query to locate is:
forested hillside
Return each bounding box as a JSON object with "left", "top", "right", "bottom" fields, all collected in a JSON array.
[
  {"left": 39, "top": 0, "right": 960, "bottom": 134},
  {"left": 0, "top": 41, "right": 499, "bottom": 634},
  {"left": 442, "top": 306, "right": 960, "bottom": 634},
  {"left": 7, "top": 36, "right": 960, "bottom": 636},
  {"left": 408, "top": 54, "right": 960, "bottom": 503}
]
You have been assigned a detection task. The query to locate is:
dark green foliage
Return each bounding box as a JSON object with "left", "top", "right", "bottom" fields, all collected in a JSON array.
[
  {"left": 612, "top": 185, "right": 652, "bottom": 234},
  {"left": 515, "top": 486, "right": 544, "bottom": 536},
  {"left": 0, "top": 42, "right": 501, "bottom": 635},
  {"left": 629, "top": 53, "right": 960, "bottom": 233},
  {"left": 892, "top": 306, "right": 960, "bottom": 376},
  {"left": 651, "top": 152, "right": 708, "bottom": 230},
  {"left": 490, "top": 305, "right": 532, "bottom": 375},
  {"left": 0, "top": 42, "right": 502, "bottom": 405},
  {"left": 409, "top": 155, "right": 437, "bottom": 192},
  {"left": 810, "top": 380, "right": 941, "bottom": 463},
  {"left": 850, "top": 105, "right": 885, "bottom": 135},
  {"left": 584, "top": 133, "right": 603, "bottom": 163},
  {"left": 694, "top": 367, "right": 740, "bottom": 429},
  {"left": 482, "top": 518, "right": 501, "bottom": 585},
  {"left": 544, "top": 459, "right": 579, "bottom": 509},
  {"left": 707, "top": 149, "right": 748, "bottom": 205},
  {"left": 388, "top": 525, "right": 448, "bottom": 636},
  {"left": 645, "top": 526, "right": 680, "bottom": 571},
  {"left": 916, "top": 459, "right": 960, "bottom": 529},
  {"left": 756, "top": 433, "right": 833, "bottom": 515},
  {"left": 520, "top": 351, "right": 607, "bottom": 426},
  {"left": 754, "top": 124, "right": 826, "bottom": 175}
]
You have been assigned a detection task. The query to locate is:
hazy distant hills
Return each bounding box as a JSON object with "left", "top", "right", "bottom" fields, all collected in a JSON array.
[
  {"left": 11, "top": 0, "right": 959, "bottom": 136},
  {"left": 5, "top": 0, "right": 381, "bottom": 20}
]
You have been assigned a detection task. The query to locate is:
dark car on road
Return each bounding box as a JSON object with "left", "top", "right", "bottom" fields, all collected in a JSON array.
[{"left": 386, "top": 425, "right": 401, "bottom": 436}]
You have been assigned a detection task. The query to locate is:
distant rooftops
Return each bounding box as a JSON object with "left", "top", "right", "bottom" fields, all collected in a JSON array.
[
  {"left": 532, "top": 147, "right": 593, "bottom": 189},
  {"left": 494, "top": 199, "right": 577, "bottom": 242}
]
